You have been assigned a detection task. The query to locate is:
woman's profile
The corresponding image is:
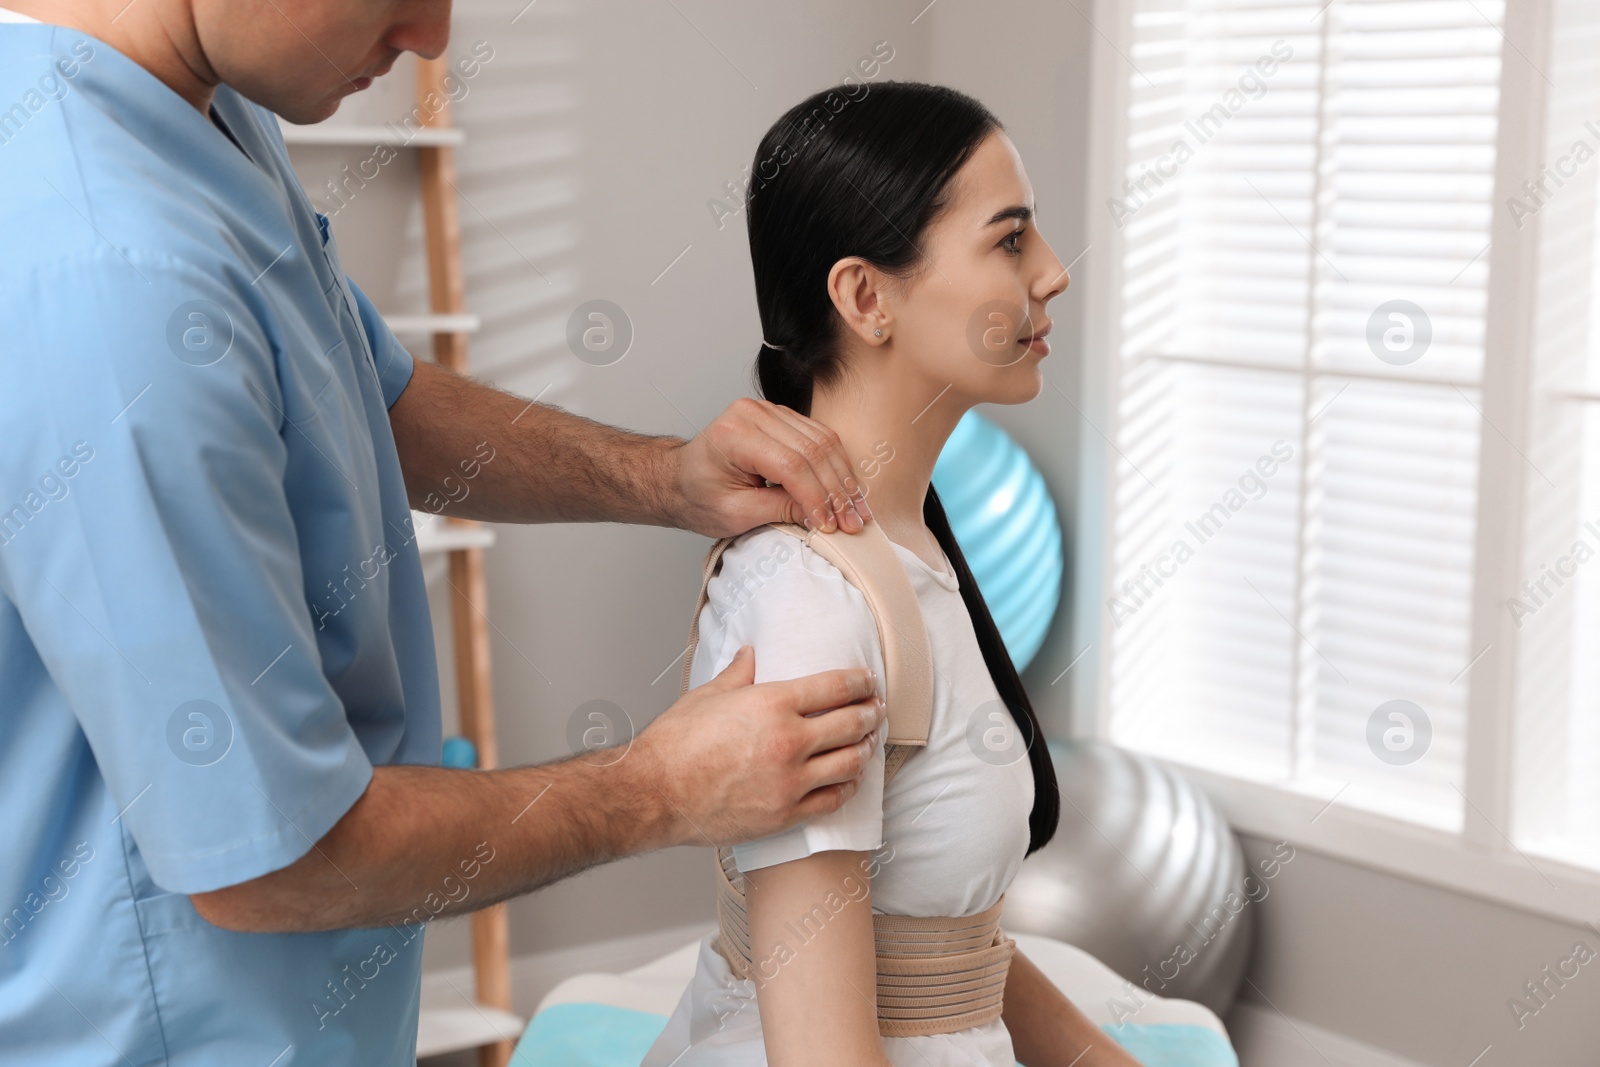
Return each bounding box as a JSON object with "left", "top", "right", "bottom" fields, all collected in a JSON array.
[{"left": 642, "top": 80, "right": 1141, "bottom": 1067}]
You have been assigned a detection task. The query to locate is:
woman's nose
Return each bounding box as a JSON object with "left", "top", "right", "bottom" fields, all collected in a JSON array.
[{"left": 1038, "top": 256, "right": 1069, "bottom": 303}]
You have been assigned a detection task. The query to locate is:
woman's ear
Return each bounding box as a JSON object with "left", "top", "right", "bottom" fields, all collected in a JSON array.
[{"left": 825, "top": 257, "right": 891, "bottom": 346}]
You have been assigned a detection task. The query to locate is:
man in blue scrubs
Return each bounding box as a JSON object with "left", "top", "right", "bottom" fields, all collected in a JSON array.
[{"left": 0, "top": 2, "right": 888, "bottom": 1063}]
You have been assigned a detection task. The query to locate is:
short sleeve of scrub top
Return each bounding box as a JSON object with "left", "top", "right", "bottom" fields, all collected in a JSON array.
[{"left": 0, "top": 19, "right": 443, "bottom": 1067}]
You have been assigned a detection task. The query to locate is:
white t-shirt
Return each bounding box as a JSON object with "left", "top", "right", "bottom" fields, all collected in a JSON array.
[{"left": 643, "top": 524, "right": 1036, "bottom": 1067}]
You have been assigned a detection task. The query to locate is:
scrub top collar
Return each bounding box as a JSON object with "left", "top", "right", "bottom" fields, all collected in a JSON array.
[{"left": 209, "top": 104, "right": 253, "bottom": 162}]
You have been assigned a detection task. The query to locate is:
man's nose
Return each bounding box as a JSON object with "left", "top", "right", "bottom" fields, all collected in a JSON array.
[{"left": 389, "top": 5, "right": 452, "bottom": 62}]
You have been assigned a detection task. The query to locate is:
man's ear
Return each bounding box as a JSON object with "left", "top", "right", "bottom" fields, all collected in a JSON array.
[{"left": 825, "top": 257, "right": 890, "bottom": 346}]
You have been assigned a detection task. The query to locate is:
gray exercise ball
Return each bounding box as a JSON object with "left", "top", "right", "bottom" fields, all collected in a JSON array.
[{"left": 1002, "top": 739, "right": 1254, "bottom": 1016}]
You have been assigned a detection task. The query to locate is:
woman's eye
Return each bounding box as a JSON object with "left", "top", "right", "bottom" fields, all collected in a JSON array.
[{"left": 1002, "top": 230, "right": 1024, "bottom": 255}]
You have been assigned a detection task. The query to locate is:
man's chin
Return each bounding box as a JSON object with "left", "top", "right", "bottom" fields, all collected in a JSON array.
[{"left": 275, "top": 95, "right": 345, "bottom": 126}]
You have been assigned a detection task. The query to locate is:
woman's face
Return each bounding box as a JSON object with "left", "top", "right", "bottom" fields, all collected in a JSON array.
[{"left": 874, "top": 130, "right": 1069, "bottom": 408}]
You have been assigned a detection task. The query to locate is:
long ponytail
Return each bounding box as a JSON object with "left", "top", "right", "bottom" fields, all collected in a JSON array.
[{"left": 924, "top": 484, "right": 1058, "bottom": 855}]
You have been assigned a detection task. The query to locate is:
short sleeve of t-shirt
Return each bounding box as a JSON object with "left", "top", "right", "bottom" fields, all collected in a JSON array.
[{"left": 688, "top": 527, "right": 889, "bottom": 873}]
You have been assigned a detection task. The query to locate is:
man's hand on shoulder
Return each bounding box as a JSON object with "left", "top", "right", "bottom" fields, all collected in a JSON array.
[
  {"left": 631, "top": 643, "right": 885, "bottom": 847},
  {"left": 663, "top": 397, "right": 873, "bottom": 539}
]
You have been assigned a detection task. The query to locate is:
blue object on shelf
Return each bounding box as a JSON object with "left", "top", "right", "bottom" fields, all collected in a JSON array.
[
  {"left": 931, "top": 409, "right": 1064, "bottom": 672},
  {"left": 441, "top": 735, "right": 479, "bottom": 769}
]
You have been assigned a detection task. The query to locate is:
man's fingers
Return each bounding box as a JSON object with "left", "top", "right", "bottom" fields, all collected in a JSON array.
[
  {"left": 765, "top": 434, "right": 851, "bottom": 533},
  {"left": 792, "top": 777, "right": 861, "bottom": 820},
  {"left": 764, "top": 404, "right": 872, "bottom": 533},
  {"left": 702, "top": 643, "right": 756, "bottom": 690},
  {"left": 799, "top": 734, "right": 876, "bottom": 792},
  {"left": 765, "top": 665, "right": 880, "bottom": 722},
  {"left": 795, "top": 695, "right": 884, "bottom": 760},
  {"left": 733, "top": 399, "right": 863, "bottom": 534}
]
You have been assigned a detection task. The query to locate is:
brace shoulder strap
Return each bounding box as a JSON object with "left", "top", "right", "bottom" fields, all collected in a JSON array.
[{"left": 680, "top": 520, "right": 934, "bottom": 786}]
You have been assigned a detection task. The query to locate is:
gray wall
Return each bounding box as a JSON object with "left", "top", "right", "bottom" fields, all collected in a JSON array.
[
  {"left": 1234, "top": 834, "right": 1600, "bottom": 1067},
  {"left": 302, "top": 1, "right": 1600, "bottom": 1064}
]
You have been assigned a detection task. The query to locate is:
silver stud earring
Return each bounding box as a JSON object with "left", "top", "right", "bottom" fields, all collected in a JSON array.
[{"left": 874, "top": 328, "right": 883, "bottom": 337}]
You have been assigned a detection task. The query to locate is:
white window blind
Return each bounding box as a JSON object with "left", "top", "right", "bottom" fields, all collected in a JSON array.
[{"left": 1101, "top": 0, "right": 1507, "bottom": 830}]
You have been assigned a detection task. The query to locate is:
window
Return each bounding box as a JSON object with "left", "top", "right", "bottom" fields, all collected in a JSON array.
[
  {"left": 1080, "top": 0, "right": 1600, "bottom": 901},
  {"left": 1507, "top": 0, "right": 1600, "bottom": 872}
]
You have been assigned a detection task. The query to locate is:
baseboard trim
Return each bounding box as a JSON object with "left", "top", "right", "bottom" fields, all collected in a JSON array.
[{"left": 1228, "top": 1001, "right": 1433, "bottom": 1067}]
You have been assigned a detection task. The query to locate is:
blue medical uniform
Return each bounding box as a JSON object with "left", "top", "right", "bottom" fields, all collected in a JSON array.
[{"left": 0, "top": 21, "right": 443, "bottom": 1067}]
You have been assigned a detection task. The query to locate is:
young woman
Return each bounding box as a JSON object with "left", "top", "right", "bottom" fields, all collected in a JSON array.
[{"left": 642, "top": 81, "right": 1142, "bottom": 1067}]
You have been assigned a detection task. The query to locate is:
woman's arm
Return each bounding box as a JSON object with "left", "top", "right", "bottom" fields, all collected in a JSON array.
[
  {"left": 745, "top": 849, "right": 891, "bottom": 1067},
  {"left": 1003, "top": 948, "right": 1144, "bottom": 1067}
]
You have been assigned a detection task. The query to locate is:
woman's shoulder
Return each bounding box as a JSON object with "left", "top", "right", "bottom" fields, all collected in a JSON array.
[
  {"left": 715, "top": 523, "right": 851, "bottom": 586},
  {"left": 687, "top": 524, "right": 886, "bottom": 700},
  {"left": 700, "top": 524, "right": 873, "bottom": 640}
]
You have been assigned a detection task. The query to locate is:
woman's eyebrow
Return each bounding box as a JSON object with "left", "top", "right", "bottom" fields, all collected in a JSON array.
[{"left": 984, "top": 204, "right": 1034, "bottom": 227}]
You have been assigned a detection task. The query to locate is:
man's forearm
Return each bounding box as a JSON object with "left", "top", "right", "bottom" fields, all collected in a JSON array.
[
  {"left": 191, "top": 754, "right": 677, "bottom": 933},
  {"left": 191, "top": 628, "right": 887, "bottom": 933},
  {"left": 390, "top": 359, "right": 684, "bottom": 526}
]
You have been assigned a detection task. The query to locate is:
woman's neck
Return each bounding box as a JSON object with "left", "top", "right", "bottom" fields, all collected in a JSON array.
[{"left": 808, "top": 357, "right": 969, "bottom": 566}]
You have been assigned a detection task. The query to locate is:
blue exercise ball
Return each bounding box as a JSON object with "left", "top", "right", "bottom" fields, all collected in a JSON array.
[
  {"left": 1001, "top": 740, "right": 1255, "bottom": 1016},
  {"left": 932, "top": 409, "right": 1064, "bottom": 672}
]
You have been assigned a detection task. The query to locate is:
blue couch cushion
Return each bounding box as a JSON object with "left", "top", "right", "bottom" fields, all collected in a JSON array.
[{"left": 511, "top": 1002, "right": 1239, "bottom": 1066}]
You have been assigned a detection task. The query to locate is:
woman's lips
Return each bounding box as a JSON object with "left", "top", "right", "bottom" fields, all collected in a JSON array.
[{"left": 1019, "top": 324, "right": 1052, "bottom": 357}]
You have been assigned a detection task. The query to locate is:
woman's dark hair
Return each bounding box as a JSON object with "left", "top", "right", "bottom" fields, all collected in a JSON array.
[{"left": 747, "top": 80, "right": 1059, "bottom": 856}]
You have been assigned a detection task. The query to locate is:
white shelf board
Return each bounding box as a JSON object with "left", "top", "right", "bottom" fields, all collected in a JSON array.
[
  {"left": 383, "top": 312, "right": 481, "bottom": 336},
  {"left": 277, "top": 119, "right": 465, "bottom": 148},
  {"left": 415, "top": 1003, "right": 524, "bottom": 1059},
  {"left": 412, "top": 511, "right": 496, "bottom": 555}
]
